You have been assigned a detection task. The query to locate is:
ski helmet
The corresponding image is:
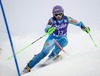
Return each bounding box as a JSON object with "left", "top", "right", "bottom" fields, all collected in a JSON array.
[{"left": 52, "top": 5, "right": 64, "bottom": 15}]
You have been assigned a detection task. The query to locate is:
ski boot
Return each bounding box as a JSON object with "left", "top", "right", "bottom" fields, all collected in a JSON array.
[
  {"left": 23, "top": 54, "right": 37, "bottom": 73},
  {"left": 53, "top": 55, "right": 63, "bottom": 61},
  {"left": 23, "top": 66, "right": 31, "bottom": 73}
]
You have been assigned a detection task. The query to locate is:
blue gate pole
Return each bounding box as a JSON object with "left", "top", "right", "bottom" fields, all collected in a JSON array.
[{"left": 0, "top": 1, "right": 20, "bottom": 76}]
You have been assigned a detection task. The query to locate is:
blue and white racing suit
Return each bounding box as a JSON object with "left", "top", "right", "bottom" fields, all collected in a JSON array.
[{"left": 27, "top": 15, "right": 86, "bottom": 69}]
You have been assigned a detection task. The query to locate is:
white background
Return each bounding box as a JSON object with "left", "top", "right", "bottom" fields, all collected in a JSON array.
[{"left": 0, "top": 0, "right": 100, "bottom": 76}]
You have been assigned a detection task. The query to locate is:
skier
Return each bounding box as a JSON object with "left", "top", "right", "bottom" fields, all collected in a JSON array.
[{"left": 23, "top": 5, "right": 90, "bottom": 73}]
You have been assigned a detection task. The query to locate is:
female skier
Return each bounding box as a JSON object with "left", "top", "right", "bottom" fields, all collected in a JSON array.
[{"left": 23, "top": 5, "right": 90, "bottom": 73}]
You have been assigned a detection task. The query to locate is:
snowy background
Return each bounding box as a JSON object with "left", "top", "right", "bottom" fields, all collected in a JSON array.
[{"left": 0, "top": 0, "right": 100, "bottom": 76}]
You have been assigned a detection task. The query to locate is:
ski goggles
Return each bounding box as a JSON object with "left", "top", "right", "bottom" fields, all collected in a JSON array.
[{"left": 54, "top": 13, "right": 63, "bottom": 16}]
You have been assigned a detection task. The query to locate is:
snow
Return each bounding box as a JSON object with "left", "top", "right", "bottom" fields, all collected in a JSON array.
[
  {"left": 20, "top": 39, "right": 100, "bottom": 76},
  {"left": 0, "top": 0, "right": 100, "bottom": 76},
  {"left": 21, "top": 48, "right": 100, "bottom": 76},
  {"left": 0, "top": 33, "right": 100, "bottom": 76}
]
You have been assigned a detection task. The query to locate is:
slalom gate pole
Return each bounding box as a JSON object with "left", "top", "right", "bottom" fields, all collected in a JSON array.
[
  {"left": 0, "top": 1, "right": 20, "bottom": 76},
  {"left": 53, "top": 39, "right": 70, "bottom": 55}
]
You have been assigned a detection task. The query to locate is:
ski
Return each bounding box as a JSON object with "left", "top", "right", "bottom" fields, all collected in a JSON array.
[{"left": 39, "top": 55, "right": 63, "bottom": 67}]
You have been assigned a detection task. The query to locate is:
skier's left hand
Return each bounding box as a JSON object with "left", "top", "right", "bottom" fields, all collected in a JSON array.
[{"left": 82, "top": 27, "right": 90, "bottom": 33}]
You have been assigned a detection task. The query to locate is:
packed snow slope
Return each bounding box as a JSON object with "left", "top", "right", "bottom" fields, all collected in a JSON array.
[
  {"left": 1, "top": 32, "right": 100, "bottom": 76},
  {"left": 0, "top": 0, "right": 100, "bottom": 76}
]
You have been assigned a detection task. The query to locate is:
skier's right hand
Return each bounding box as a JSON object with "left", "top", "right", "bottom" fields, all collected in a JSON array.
[
  {"left": 85, "top": 27, "right": 90, "bottom": 33},
  {"left": 82, "top": 27, "right": 90, "bottom": 33}
]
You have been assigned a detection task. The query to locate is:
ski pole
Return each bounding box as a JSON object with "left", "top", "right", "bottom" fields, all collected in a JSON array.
[
  {"left": 86, "top": 28, "right": 97, "bottom": 47},
  {"left": 7, "top": 27, "right": 56, "bottom": 60},
  {"left": 7, "top": 33, "right": 47, "bottom": 60}
]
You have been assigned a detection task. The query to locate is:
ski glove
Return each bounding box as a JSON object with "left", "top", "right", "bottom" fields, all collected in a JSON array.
[
  {"left": 82, "top": 27, "right": 90, "bottom": 33},
  {"left": 47, "top": 27, "right": 56, "bottom": 34},
  {"left": 45, "top": 25, "right": 51, "bottom": 33},
  {"left": 45, "top": 25, "right": 56, "bottom": 34}
]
